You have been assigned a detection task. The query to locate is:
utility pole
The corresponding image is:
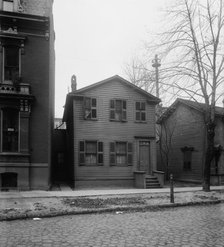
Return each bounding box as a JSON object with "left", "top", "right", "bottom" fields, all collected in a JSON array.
[{"left": 152, "top": 54, "right": 161, "bottom": 98}]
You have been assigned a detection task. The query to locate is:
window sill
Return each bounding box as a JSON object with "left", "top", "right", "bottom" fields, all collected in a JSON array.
[
  {"left": 110, "top": 164, "right": 132, "bottom": 167},
  {"left": 109, "top": 120, "right": 127, "bottom": 123},
  {"left": 79, "top": 164, "right": 103, "bottom": 166},
  {"left": 0, "top": 152, "right": 30, "bottom": 156},
  {"left": 84, "top": 118, "right": 98, "bottom": 121},
  {"left": 135, "top": 121, "right": 147, "bottom": 124}
]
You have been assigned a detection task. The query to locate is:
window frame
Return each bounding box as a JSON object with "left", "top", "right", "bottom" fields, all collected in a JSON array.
[
  {"left": 79, "top": 140, "right": 103, "bottom": 166},
  {"left": 83, "top": 97, "right": 97, "bottom": 120},
  {"left": 110, "top": 141, "right": 132, "bottom": 166},
  {"left": 135, "top": 101, "right": 146, "bottom": 122},
  {"left": 3, "top": 45, "right": 21, "bottom": 83},
  {"left": 181, "top": 146, "right": 194, "bottom": 171},
  {"left": 110, "top": 99, "right": 127, "bottom": 122},
  {"left": 1, "top": 108, "right": 20, "bottom": 153}
]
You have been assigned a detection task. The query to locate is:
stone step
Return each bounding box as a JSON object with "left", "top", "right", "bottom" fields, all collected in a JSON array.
[{"left": 145, "top": 176, "right": 161, "bottom": 189}]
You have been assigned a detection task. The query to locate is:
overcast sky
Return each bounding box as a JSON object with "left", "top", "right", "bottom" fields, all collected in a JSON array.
[{"left": 53, "top": 0, "right": 172, "bottom": 117}]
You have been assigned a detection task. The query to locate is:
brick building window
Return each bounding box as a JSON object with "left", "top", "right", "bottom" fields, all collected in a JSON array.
[
  {"left": 79, "top": 141, "right": 103, "bottom": 166},
  {"left": 84, "top": 97, "right": 97, "bottom": 120},
  {"left": 110, "top": 99, "right": 127, "bottom": 121},
  {"left": 135, "top": 102, "right": 146, "bottom": 122},
  {"left": 181, "top": 146, "right": 194, "bottom": 171},
  {"left": 2, "top": 108, "right": 19, "bottom": 152},
  {"left": 110, "top": 142, "right": 132, "bottom": 166},
  {"left": 3, "top": 45, "right": 20, "bottom": 82}
]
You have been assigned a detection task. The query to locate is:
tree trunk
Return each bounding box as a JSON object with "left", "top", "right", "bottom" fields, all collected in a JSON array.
[{"left": 202, "top": 121, "right": 215, "bottom": 192}]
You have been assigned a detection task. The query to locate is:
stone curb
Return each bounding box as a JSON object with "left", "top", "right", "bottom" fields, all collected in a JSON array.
[{"left": 1, "top": 199, "right": 224, "bottom": 222}]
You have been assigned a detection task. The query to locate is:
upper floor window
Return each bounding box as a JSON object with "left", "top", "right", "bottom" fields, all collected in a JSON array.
[
  {"left": 2, "top": 108, "right": 19, "bottom": 152},
  {"left": 3, "top": 45, "right": 20, "bottom": 82},
  {"left": 110, "top": 99, "right": 127, "bottom": 122},
  {"left": 79, "top": 140, "right": 103, "bottom": 166},
  {"left": 3, "top": 0, "right": 14, "bottom": 12},
  {"left": 110, "top": 141, "right": 132, "bottom": 166},
  {"left": 84, "top": 97, "right": 97, "bottom": 120},
  {"left": 135, "top": 102, "right": 146, "bottom": 122}
]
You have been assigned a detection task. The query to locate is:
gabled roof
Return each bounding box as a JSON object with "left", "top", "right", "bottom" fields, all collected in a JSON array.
[
  {"left": 157, "top": 98, "right": 224, "bottom": 123},
  {"left": 68, "top": 75, "right": 160, "bottom": 102},
  {"left": 63, "top": 75, "right": 160, "bottom": 122}
]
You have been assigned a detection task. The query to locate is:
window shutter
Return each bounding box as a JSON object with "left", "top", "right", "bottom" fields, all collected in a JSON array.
[
  {"left": 110, "top": 100, "right": 115, "bottom": 120},
  {"left": 127, "top": 142, "right": 133, "bottom": 166},
  {"left": 98, "top": 142, "right": 103, "bottom": 165},
  {"left": 110, "top": 142, "right": 116, "bottom": 166},
  {"left": 91, "top": 98, "right": 97, "bottom": 119},
  {"left": 79, "top": 141, "right": 85, "bottom": 165},
  {"left": 122, "top": 100, "right": 127, "bottom": 121}
]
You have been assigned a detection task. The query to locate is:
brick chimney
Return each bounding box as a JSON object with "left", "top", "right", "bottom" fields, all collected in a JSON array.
[{"left": 71, "top": 75, "right": 77, "bottom": 92}]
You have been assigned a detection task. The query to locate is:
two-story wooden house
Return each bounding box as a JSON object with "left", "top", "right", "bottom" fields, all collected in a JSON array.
[{"left": 63, "top": 75, "right": 161, "bottom": 188}]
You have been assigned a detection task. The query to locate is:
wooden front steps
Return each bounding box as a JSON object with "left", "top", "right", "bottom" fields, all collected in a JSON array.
[{"left": 145, "top": 175, "right": 161, "bottom": 189}]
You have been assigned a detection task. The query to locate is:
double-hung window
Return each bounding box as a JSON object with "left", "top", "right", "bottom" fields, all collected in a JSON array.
[
  {"left": 135, "top": 102, "right": 146, "bottom": 122},
  {"left": 84, "top": 97, "right": 97, "bottom": 120},
  {"left": 79, "top": 141, "right": 103, "bottom": 166},
  {"left": 3, "top": 45, "right": 20, "bottom": 82},
  {"left": 110, "top": 99, "right": 127, "bottom": 121},
  {"left": 2, "top": 108, "right": 19, "bottom": 152},
  {"left": 110, "top": 142, "right": 132, "bottom": 166}
]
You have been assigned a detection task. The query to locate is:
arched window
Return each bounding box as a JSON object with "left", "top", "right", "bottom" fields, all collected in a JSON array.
[{"left": 2, "top": 108, "right": 19, "bottom": 152}]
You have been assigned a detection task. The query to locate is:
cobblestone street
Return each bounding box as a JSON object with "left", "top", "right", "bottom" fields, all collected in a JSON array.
[{"left": 1, "top": 204, "right": 224, "bottom": 247}]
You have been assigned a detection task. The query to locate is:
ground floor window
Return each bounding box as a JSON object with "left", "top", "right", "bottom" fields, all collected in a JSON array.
[
  {"left": 2, "top": 108, "right": 19, "bottom": 152},
  {"left": 110, "top": 141, "right": 132, "bottom": 166},
  {"left": 79, "top": 140, "right": 103, "bottom": 166},
  {"left": 181, "top": 146, "right": 194, "bottom": 171}
]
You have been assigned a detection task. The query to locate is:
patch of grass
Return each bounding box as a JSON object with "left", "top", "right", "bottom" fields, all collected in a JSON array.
[{"left": 62, "top": 197, "right": 146, "bottom": 209}]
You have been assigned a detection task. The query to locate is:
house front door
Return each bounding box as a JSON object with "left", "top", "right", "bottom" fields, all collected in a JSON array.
[{"left": 139, "top": 141, "right": 151, "bottom": 173}]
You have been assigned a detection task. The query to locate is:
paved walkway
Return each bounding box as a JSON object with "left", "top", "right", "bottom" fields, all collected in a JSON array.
[{"left": 0, "top": 186, "right": 224, "bottom": 199}]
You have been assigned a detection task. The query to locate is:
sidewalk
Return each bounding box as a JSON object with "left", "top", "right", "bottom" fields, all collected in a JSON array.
[
  {"left": 0, "top": 186, "right": 224, "bottom": 221},
  {"left": 1, "top": 185, "right": 224, "bottom": 199}
]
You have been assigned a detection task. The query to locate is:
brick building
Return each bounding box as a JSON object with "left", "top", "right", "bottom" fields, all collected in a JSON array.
[{"left": 0, "top": 0, "right": 54, "bottom": 190}]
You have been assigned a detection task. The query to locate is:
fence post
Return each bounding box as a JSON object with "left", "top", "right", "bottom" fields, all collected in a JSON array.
[{"left": 170, "top": 173, "right": 174, "bottom": 203}]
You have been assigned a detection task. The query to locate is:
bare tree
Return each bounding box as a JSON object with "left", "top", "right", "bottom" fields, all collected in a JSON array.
[
  {"left": 125, "top": 0, "right": 224, "bottom": 191},
  {"left": 123, "top": 58, "right": 156, "bottom": 94},
  {"left": 155, "top": 0, "right": 224, "bottom": 191},
  {"left": 158, "top": 116, "right": 176, "bottom": 179}
]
